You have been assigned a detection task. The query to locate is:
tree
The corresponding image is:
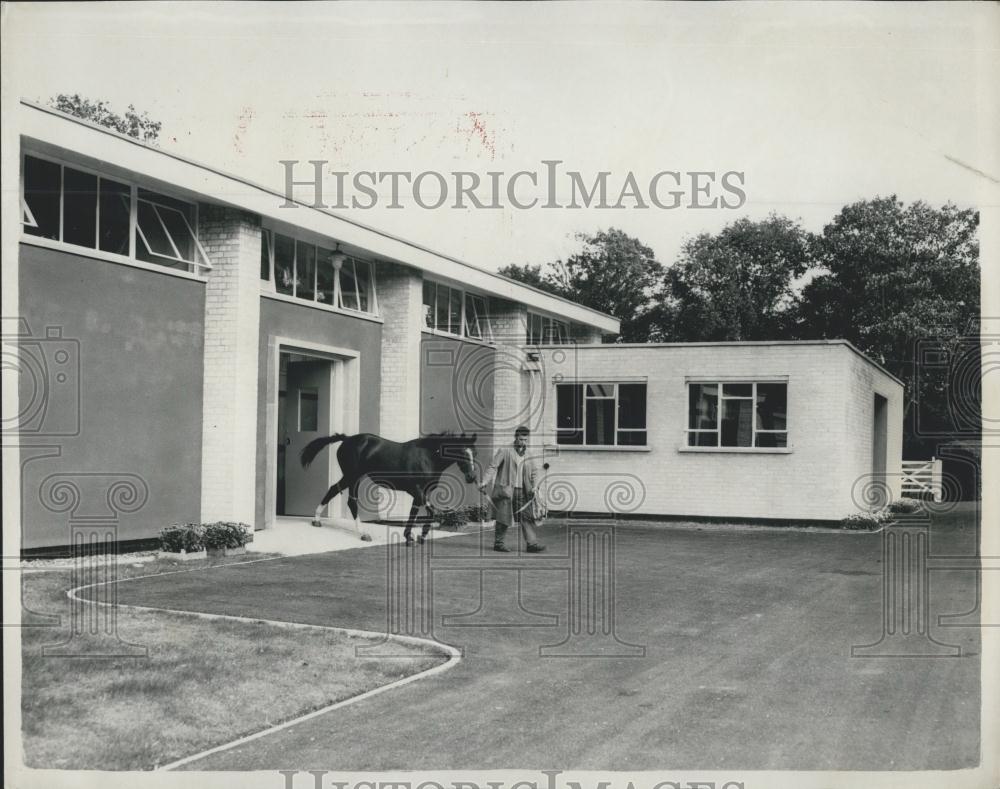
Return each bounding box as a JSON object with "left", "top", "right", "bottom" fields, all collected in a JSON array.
[
  {"left": 497, "top": 263, "right": 568, "bottom": 298},
  {"left": 48, "top": 94, "right": 162, "bottom": 143},
  {"left": 502, "top": 229, "right": 664, "bottom": 342},
  {"left": 792, "top": 196, "right": 980, "bottom": 456},
  {"left": 662, "top": 215, "right": 814, "bottom": 342}
]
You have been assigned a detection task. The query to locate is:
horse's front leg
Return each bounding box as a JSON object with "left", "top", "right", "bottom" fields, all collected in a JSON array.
[
  {"left": 313, "top": 478, "right": 349, "bottom": 527},
  {"left": 403, "top": 501, "right": 420, "bottom": 546}
]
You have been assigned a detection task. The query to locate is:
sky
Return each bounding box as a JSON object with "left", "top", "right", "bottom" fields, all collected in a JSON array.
[{"left": 3, "top": 2, "right": 998, "bottom": 272}]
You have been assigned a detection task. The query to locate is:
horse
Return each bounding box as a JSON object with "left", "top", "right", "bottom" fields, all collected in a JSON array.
[{"left": 299, "top": 431, "right": 479, "bottom": 544}]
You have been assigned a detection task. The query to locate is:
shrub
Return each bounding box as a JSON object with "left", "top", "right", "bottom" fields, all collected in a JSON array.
[
  {"left": 202, "top": 522, "right": 253, "bottom": 549},
  {"left": 464, "top": 504, "right": 492, "bottom": 523},
  {"left": 841, "top": 510, "right": 892, "bottom": 531},
  {"left": 159, "top": 523, "right": 204, "bottom": 553},
  {"left": 888, "top": 498, "right": 921, "bottom": 514},
  {"left": 435, "top": 510, "right": 467, "bottom": 531}
]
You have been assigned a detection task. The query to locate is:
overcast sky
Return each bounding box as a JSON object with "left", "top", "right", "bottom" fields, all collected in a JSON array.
[{"left": 5, "top": 2, "right": 998, "bottom": 271}]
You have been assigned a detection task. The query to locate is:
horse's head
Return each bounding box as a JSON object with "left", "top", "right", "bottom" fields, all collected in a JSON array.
[{"left": 453, "top": 432, "right": 478, "bottom": 484}]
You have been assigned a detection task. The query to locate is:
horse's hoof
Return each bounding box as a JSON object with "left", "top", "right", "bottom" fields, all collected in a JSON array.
[
  {"left": 311, "top": 520, "right": 323, "bottom": 528},
  {"left": 417, "top": 536, "right": 426, "bottom": 544},
  {"left": 360, "top": 534, "right": 373, "bottom": 542},
  {"left": 404, "top": 539, "right": 414, "bottom": 547}
]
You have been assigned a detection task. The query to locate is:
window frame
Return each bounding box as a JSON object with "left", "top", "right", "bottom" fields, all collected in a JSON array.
[
  {"left": 555, "top": 381, "right": 648, "bottom": 447},
  {"left": 527, "top": 311, "right": 571, "bottom": 345},
  {"left": 20, "top": 151, "right": 212, "bottom": 275},
  {"left": 259, "top": 225, "right": 380, "bottom": 317},
  {"left": 685, "top": 380, "right": 788, "bottom": 449},
  {"left": 421, "top": 278, "right": 495, "bottom": 343}
]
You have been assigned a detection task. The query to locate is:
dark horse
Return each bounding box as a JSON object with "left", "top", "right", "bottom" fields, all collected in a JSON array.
[{"left": 299, "top": 431, "right": 478, "bottom": 544}]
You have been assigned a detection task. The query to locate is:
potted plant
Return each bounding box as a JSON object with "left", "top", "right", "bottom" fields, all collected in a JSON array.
[
  {"left": 435, "top": 509, "right": 468, "bottom": 532},
  {"left": 202, "top": 521, "right": 253, "bottom": 558},
  {"left": 464, "top": 503, "right": 495, "bottom": 528},
  {"left": 158, "top": 523, "right": 206, "bottom": 561}
]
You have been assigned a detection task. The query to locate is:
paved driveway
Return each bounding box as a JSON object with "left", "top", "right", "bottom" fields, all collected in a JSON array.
[{"left": 105, "top": 511, "right": 981, "bottom": 771}]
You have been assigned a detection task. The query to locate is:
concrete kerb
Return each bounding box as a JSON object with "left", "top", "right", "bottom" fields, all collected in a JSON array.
[{"left": 61, "top": 554, "right": 462, "bottom": 771}]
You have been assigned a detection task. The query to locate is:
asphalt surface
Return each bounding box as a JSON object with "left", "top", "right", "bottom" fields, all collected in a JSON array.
[{"left": 103, "top": 510, "right": 981, "bottom": 771}]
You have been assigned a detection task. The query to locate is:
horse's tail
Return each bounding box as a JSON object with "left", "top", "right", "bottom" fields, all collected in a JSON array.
[{"left": 300, "top": 434, "right": 348, "bottom": 468}]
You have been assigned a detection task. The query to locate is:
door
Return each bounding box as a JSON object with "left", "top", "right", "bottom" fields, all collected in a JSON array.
[{"left": 281, "top": 357, "right": 333, "bottom": 516}]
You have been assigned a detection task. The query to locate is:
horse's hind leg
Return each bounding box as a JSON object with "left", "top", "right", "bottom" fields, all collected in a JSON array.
[
  {"left": 313, "top": 478, "right": 349, "bottom": 526},
  {"left": 347, "top": 480, "right": 372, "bottom": 542}
]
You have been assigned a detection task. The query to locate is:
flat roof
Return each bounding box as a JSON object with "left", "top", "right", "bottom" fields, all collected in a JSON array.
[
  {"left": 537, "top": 339, "right": 905, "bottom": 387},
  {"left": 18, "top": 100, "right": 620, "bottom": 334}
]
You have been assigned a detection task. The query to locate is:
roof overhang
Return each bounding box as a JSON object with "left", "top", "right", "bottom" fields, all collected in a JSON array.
[{"left": 18, "top": 101, "right": 620, "bottom": 334}]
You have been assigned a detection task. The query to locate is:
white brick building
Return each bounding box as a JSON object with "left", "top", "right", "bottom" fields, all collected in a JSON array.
[{"left": 11, "top": 100, "right": 903, "bottom": 551}]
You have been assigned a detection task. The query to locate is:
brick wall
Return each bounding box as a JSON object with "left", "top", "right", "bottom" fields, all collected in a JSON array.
[
  {"left": 377, "top": 262, "right": 423, "bottom": 441},
  {"left": 534, "top": 342, "right": 901, "bottom": 521},
  {"left": 198, "top": 205, "right": 261, "bottom": 523},
  {"left": 488, "top": 299, "right": 534, "bottom": 446}
]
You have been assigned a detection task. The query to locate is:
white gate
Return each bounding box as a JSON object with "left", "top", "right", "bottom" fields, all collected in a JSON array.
[{"left": 901, "top": 457, "right": 943, "bottom": 502}]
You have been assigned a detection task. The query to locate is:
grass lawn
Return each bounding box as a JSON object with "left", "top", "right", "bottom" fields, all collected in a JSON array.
[{"left": 20, "top": 553, "right": 447, "bottom": 771}]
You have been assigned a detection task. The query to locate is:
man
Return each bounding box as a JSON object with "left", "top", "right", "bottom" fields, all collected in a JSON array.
[{"left": 479, "top": 426, "right": 546, "bottom": 553}]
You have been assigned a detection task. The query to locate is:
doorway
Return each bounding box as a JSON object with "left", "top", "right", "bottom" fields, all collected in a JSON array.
[
  {"left": 872, "top": 393, "right": 888, "bottom": 483},
  {"left": 278, "top": 351, "right": 336, "bottom": 517}
]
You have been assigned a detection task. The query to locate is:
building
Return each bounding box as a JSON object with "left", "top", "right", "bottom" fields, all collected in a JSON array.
[{"left": 10, "top": 101, "right": 902, "bottom": 552}]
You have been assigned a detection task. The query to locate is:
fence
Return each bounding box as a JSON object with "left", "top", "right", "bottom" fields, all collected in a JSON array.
[{"left": 901, "top": 457, "right": 943, "bottom": 502}]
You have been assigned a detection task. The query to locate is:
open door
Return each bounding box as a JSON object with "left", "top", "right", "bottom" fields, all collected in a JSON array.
[
  {"left": 873, "top": 393, "right": 888, "bottom": 483},
  {"left": 280, "top": 355, "right": 334, "bottom": 516}
]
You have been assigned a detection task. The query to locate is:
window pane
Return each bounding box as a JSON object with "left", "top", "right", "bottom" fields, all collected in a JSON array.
[
  {"left": 556, "top": 430, "right": 583, "bottom": 445},
  {"left": 316, "top": 247, "right": 335, "bottom": 303},
  {"left": 756, "top": 383, "right": 787, "bottom": 431},
  {"left": 136, "top": 201, "right": 184, "bottom": 268},
  {"left": 423, "top": 281, "right": 435, "bottom": 328},
  {"left": 617, "top": 430, "right": 647, "bottom": 446},
  {"left": 260, "top": 230, "right": 272, "bottom": 281},
  {"left": 435, "top": 284, "right": 449, "bottom": 332},
  {"left": 23, "top": 156, "right": 61, "bottom": 240},
  {"left": 273, "top": 233, "right": 295, "bottom": 295},
  {"left": 98, "top": 178, "right": 130, "bottom": 255},
  {"left": 556, "top": 384, "right": 582, "bottom": 429},
  {"left": 299, "top": 390, "right": 319, "bottom": 432},
  {"left": 618, "top": 384, "right": 646, "bottom": 429},
  {"left": 586, "top": 397, "right": 615, "bottom": 445},
  {"left": 528, "top": 313, "right": 542, "bottom": 345},
  {"left": 296, "top": 242, "right": 316, "bottom": 301},
  {"left": 586, "top": 384, "right": 614, "bottom": 398},
  {"left": 688, "top": 384, "right": 718, "bottom": 430},
  {"left": 723, "top": 383, "right": 753, "bottom": 398},
  {"left": 158, "top": 205, "right": 194, "bottom": 262},
  {"left": 464, "top": 294, "right": 481, "bottom": 338},
  {"left": 449, "top": 288, "right": 462, "bottom": 334},
  {"left": 355, "top": 260, "right": 371, "bottom": 312},
  {"left": 688, "top": 431, "right": 718, "bottom": 447},
  {"left": 340, "top": 261, "right": 359, "bottom": 310},
  {"left": 755, "top": 432, "right": 788, "bottom": 448},
  {"left": 722, "top": 398, "right": 754, "bottom": 446},
  {"left": 554, "top": 321, "right": 568, "bottom": 344},
  {"left": 63, "top": 167, "right": 97, "bottom": 248}
]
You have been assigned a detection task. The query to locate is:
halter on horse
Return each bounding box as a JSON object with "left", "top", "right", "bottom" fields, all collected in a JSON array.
[{"left": 299, "top": 431, "right": 478, "bottom": 544}]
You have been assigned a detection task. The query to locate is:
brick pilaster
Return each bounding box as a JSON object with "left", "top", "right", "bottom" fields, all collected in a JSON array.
[
  {"left": 197, "top": 205, "right": 261, "bottom": 524},
  {"left": 378, "top": 262, "right": 423, "bottom": 441}
]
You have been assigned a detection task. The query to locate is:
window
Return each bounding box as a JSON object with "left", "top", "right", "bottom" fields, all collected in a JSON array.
[
  {"left": 260, "top": 228, "right": 378, "bottom": 315},
  {"left": 687, "top": 381, "right": 787, "bottom": 448},
  {"left": 21, "top": 154, "right": 211, "bottom": 273},
  {"left": 528, "top": 312, "right": 570, "bottom": 345},
  {"left": 422, "top": 280, "right": 493, "bottom": 341},
  {"left": 556, "top": 382, "right": 647, "bottom": 446}
]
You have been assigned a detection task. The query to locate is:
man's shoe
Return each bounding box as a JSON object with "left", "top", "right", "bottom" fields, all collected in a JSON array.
[
  {"left": 526, "top": 543, "right": 546, "bottom": 553},
  {"left": 493, "top": 544, "right": 511, "bottom": 553}
]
